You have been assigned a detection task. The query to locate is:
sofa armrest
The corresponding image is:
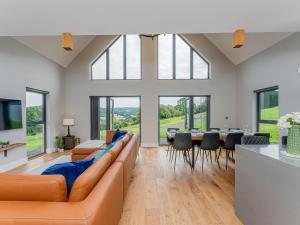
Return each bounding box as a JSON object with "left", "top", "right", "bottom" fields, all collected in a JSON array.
[{"left": 0, "top": 174, "right": 68, "bottom": 202}]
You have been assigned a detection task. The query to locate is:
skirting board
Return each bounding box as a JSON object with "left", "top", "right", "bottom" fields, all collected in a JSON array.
[
  {"left": 141, "top": 143, "right": 159, "bottom": 148},
  {"left": 0, "top": 157, "right": 28, "bottom": 173}
]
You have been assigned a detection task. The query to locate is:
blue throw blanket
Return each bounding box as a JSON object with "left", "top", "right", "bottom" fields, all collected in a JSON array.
[{"left": 42, "top": 158, "right": 94, "bottom": 194}]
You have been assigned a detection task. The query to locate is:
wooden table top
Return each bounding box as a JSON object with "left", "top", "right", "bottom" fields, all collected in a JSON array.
[
  {"left": 166, "top": 131, "right": 249, "bottom": 141},
  {"left": 0, "top": 143, "right": 25, "bottom": 153}
]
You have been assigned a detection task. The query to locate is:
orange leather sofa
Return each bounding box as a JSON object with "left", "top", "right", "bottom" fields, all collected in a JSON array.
[
  {"left": 71, "top": 130, "right": 118, "bottom": 161},
  {"left": 0, "top": 132, "right": 139, "bottom": 225}
]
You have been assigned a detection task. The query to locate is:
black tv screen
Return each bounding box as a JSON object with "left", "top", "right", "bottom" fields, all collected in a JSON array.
[{"left": 0, "top": 98, "right": 22, "bottom": 131}]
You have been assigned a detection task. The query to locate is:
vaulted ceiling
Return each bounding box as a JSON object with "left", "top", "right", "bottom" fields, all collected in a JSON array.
[
  {"left": 12, "top": 33, "right": 292, "bottom": 67},
  {"left": 13, "top": 36, "right": 95, "bottom": 67},
  {"left": 1, "top": 0, "right": 300, "bottom": 36}
]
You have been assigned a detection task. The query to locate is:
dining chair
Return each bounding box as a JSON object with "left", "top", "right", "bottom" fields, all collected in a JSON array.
[
  {"left": 171, "top": 133, "right": 193, "bottom": 170},
  {"left": 219, "top": 132, "right": 244, "bottom": 170},
  {"left": 282, "top": 136, "right": 288, "bottom": 146},
  {"left": 228, "top": 128, "right": 241, "bottom": 131},
  {"left": 189, "top": 128, "right": 202, "bottom": 151},
  {"left": 166, "top": 128, "right": 179, "bottom": 159},
  {"left": 209, "top": 128, "right": 220, "bottom": 132},
  {"left": 241, "top": 135, "right": 269, "bottom": 145},
  {"left": 197, "top": 132, "right": 220, "bottom": 172},
  {"left": 254, "top": 133, "right": 270, "bottom": 144}
]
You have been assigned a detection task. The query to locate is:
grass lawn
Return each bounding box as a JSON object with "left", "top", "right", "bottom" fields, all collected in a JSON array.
[
  {"left": 100, "top": 123, "right": 140, "bottom": 140},
  {"left": 260, "top": 106, "right": 279, "bottom": 143},
  {"left": 26, "top": 134, "right": 43, "bottom": 151}
]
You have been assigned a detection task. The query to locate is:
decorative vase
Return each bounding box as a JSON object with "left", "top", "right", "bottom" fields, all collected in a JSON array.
[{"left": 287, "top": 125, "right": 300, "bottom": 155}]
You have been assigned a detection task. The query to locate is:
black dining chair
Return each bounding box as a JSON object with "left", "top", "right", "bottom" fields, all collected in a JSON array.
[
  {"left": 219, "top": 132, "right": 244, "bottom": 170},
  {"left": 209, "top": 128, "right": 220, "bottom": 132},
  {"left": 228, "top": 128, "right": 241, "bottom": 131},
  {"left": 254, "top": 133, "right": 270, "bottom": 144},
  {"left": 189, "top": 128, "right": 202, "bottom": 150},
  {"left": 166, "top": 128, "right": 179, "bottom": 159},
  {"left": 197, "top": 132, "right": 220, "bottom": 172},
  {"left": 282, "top": 136, "right": 288, "bottom": 146},
  {"left": 241, "top": 135, "right": 269, "bottom": 145},
  {"left": 171, "top": 133, "right": 193, "bottom": 170}
]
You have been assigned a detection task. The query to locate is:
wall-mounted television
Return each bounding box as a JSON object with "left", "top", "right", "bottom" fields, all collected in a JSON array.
[{"left": 0, "top": 98, "right": 22, "bottom": 131}]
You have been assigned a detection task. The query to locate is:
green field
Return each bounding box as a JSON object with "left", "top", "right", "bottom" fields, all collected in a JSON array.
[
  {"left": 26, "top": 134, "right": 43, "bottom": 151},
  {"left": 260, "top": 106, "right": 279, "bottom": 143}
]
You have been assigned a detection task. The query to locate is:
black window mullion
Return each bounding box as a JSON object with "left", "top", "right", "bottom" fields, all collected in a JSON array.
[
  {"left": 123, "top": 35, "right": 127, "bottom": 80},
  {"left": 190, "top": 48, "right": 193, "bottom": 79},
  {"left": 106, "top": 97, "right": 111, "bottom": 130},
  {"left": 189, "top": 97, "right": 194, "bottom": 129},
  {"left": 173, "top": 34, "right": 176, "bottom": 79},
  {"left": 106, "top": 50, "right": 109, "bottom": 80}
]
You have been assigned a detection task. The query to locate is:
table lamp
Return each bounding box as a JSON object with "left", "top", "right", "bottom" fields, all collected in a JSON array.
[{"left": 63, "top": 119, "right": 75, "bottom": 136}]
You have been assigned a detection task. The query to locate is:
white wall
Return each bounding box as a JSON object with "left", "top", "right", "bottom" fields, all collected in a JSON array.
[
  {"left": 0, "top": 37, "right": 65, "bottom": 170},
  {"left": 65, "top": 34, "right": 237, "bottom": 146},
  {"left": 236, "top": 33, "right": 300, "bottom": 133}
]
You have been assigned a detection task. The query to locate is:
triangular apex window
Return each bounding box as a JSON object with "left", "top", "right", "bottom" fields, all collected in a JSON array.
[
  {"left": 158, "top": 34, "right": 210, "bottom": 79},
  {"left": 91, "top": 35, "right": 141, "bottom": 80}
]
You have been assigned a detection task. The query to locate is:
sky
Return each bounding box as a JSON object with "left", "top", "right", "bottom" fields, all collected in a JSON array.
[{"left": 26, "top": 92, "right": 43, "bottom": 107}]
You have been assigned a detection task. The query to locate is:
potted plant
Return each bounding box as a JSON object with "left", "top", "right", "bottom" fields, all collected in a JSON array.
[
  {"left": 55, "top": 136, "right": 64, "bottom": 152},
  {"left": 278, "top": 112, "right": 300, "bottom": 155}
]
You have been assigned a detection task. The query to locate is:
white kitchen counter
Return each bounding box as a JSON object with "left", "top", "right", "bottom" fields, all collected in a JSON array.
[{"left": 235, "top": 144, "right": 300, "bottom": 225}]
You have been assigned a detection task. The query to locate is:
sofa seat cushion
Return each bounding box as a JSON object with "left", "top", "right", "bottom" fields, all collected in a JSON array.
[
  {"left": 42, "top": 159, "right": 94, "bottom": 194},
  {"left": 68, "top": 153, "right": 112, "bottom": 202},
  {"left": 0, "top": 174, "right": 68, "bottom": 202}
]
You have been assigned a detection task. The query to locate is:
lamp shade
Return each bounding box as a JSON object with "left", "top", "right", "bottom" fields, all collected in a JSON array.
[{"left": 63, "top": 119, "right": 75, "bottom": 126}]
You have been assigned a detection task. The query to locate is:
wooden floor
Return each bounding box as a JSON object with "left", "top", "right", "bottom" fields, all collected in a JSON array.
[
  {"left": 119, "top": 147, "right": 242, "bottom": 225},
  {"left": 9, "top": 147, "right": 242, "bottom": 225}
]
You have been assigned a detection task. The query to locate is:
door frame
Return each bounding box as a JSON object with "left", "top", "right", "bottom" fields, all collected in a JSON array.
[
  {"left": 90, "top": 96, "right": 142, "bottom": 140},
  {"left": 158, "top": 95, "right": 211, "bottom": 145},
  {"left": 26, "top": 87, "right": 49, "bottom": 158}
]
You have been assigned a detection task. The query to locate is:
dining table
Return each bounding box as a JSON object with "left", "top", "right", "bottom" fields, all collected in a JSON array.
[{"left": 166, "top": 130, "right": 250, "bottom": 169}]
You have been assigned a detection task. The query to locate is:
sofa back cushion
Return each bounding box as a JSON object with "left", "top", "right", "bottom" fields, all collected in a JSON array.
[
  {"left": 121, "top": 134, "right": 131, "bottom": 147},
  {"left": 106, "top": 130, "right": 116, "bottom": 144},
  {"left": 0, "top": 174, "right": 68, "bottom": 202},
  {"left": 68, "top": 153, "right": 112, "bottom": 202},
  {"left": 42, "top": 159, "right": 94, "bottom": 194},
  {"left": 107, "top": 141, "right": 123, "bottom": 162}
]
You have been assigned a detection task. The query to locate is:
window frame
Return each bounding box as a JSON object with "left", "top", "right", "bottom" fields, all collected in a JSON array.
[
  {"left": 90, "top": 96, "right": 142, "bottom": 141},
  {"left": 158, "top": 95, "right": 211, "bottom": 145},
  {"left": 157, "top": 34, "right": 211, "bottom": 80},
  {"left": 255, "top": 86, "right": 279, "bottom": 132},
  {"left": 26, "top": 87, "right": 48, "bottom": 158},
  {"left": 90, "top": 35, "right": 142, "bottom": 80}
]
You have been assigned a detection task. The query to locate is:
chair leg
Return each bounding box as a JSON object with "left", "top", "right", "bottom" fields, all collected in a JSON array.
[
  {"left": 231, "top": 151, "right": 234, "bottom": 161},
  {"left": 204, "top": 150, "right": 209, "bottom": 162},
  {"left": 226, "top": 150, "right": 229, "bottom": 170},
  {"left": 215, "top": 150, "right": 221, "bottom": 169},
  {"left": 196, "top": 148, "right": 201, "bottom": 161},
  {"left": 202, "top": 150, "right": 205, "bottom": 172},
  {"left": 217, "top": 148, "right": 222, "bottom": 161},
  {"left": 174, "top": 151, "right": 177, "bottom": 171},
  {"left": 209, "top": 151, "right": 213, "bottom": 164},
  {"left": 170, "top": 148, "right": 175, "bottom": 162}
]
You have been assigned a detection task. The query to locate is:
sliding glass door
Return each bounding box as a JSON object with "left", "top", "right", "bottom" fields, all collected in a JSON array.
[
  {"left": 26, "top": 89, "right": 47, "bottom": 158},
  {"left": 159, "top": 96, "right": 210, "bottom": 144},
  {"left": 91, "top": 96, "right": 141, "bottom": 140},
  {"left": 256, "top": 87, "right": 279, "bottom": 143}
]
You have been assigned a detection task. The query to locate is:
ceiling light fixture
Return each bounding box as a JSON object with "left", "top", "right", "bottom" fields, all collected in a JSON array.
[
  {"left": 62, "top": 32, "right": 73, "bottom": 51},
  {"left": 139, "top": 34, "right": 161, "bottom": 40},
  {"left": 233, "top": 29, "right": 245, "bottom": 48}
]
